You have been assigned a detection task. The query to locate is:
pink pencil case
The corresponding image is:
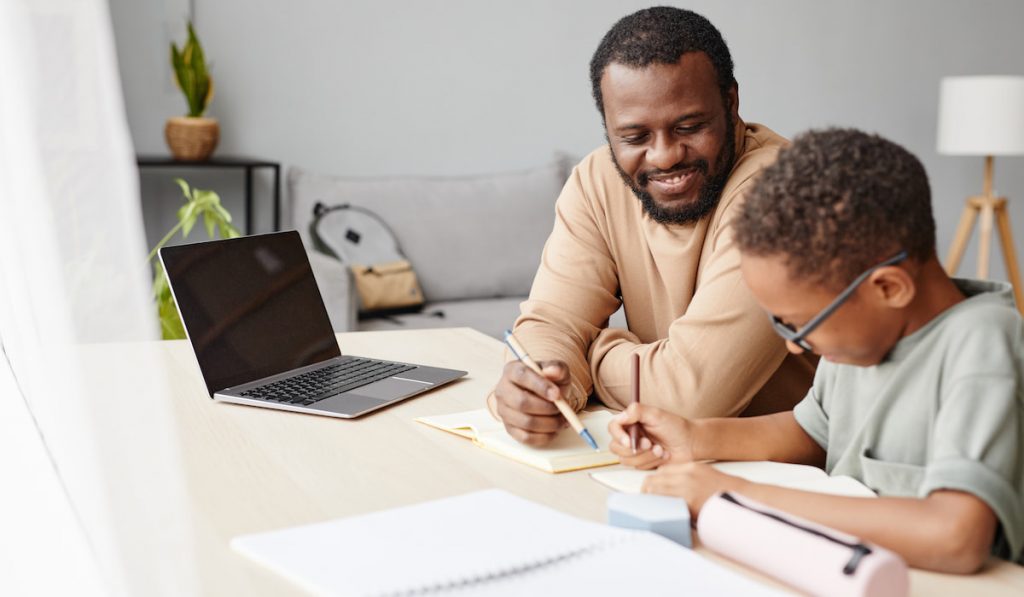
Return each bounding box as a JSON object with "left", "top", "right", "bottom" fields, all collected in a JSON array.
[{"left": 697, "top": 492, "right": 909, "bottom": 597}]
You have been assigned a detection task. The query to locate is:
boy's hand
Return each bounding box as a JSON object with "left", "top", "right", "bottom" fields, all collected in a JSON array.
[
  {"left": 608, "top": 403, "right": 700, "bottom": 469},
  {"left": 642, "top": 462, "right": 749, "bottom": 519},
  {"left": 492, "top": 360, "right": 572, "bottom": 446}
]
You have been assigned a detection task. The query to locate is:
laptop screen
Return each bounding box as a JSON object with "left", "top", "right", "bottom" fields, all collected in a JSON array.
[{"left": 160, "top": 231, "right": 342, "bottom": 396}]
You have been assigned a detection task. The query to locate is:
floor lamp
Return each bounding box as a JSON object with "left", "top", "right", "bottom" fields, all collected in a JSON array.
[{"left": 938, "top": 75, "right": 1024, "bottom": 313}]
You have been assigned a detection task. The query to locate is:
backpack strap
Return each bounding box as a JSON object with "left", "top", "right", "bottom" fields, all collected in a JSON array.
[{"left": 309, "top": 201, "right": 411, "bottom": 263}]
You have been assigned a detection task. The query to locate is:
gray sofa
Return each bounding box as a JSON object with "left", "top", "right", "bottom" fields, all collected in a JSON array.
[{"left": 290, "top": 157, "right": 577, "bottom": 339}]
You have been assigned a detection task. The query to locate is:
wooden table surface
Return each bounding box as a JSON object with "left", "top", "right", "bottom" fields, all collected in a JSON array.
[{"left": 78, "top": 327, "right": 1024, "bottom": 595}]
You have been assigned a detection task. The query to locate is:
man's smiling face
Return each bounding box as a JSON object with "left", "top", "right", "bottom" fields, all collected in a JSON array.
[{"left": 601, "top": 52, "right": 738, "bottom": 224}]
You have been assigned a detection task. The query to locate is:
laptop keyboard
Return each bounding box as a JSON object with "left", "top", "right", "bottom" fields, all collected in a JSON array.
[{"left": 238, "top": 358, "right": 415, "bottom": 406}]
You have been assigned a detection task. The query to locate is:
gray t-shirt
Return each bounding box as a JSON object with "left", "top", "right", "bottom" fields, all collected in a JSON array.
[{"left": 793, "top": 279, "right": 1023, "bottom": 563}]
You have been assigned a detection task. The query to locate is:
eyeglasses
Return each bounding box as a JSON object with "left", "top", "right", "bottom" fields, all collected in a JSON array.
[{"left": 769, "top": 251, "right": 909, "bottom": 352}]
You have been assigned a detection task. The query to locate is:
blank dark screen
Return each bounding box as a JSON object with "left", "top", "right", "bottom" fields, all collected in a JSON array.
[{"left": 160, "top": 231, "right": 341, "bottom": 395}]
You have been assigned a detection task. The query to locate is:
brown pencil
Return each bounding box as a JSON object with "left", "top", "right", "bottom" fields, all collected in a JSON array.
[{"left": 630, "top": 353, "right": 640, "bottom": 454}]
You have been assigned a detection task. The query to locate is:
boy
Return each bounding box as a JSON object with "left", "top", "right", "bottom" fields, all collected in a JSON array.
[{"left": 609, "top": 129, "right": 1023, "bottom": 573}]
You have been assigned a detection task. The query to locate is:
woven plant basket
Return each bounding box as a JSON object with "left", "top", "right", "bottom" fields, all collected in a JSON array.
[{"left": 165, "top": 116, "right": 219, "bottom": 161}]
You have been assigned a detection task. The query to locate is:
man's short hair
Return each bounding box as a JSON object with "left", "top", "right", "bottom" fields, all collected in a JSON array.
[
  {"left": 589, "top": 6, "right": 736, "bottom": 118},
  {"left": 734, "top": 128, "right": 937, "bottom": 290}
]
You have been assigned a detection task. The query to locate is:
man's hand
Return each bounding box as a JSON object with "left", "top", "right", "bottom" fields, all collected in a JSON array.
[
  {"left": 642, "top": 462, "right": 749, "bottom": 520},
  {"left": 608, "top": 403, "right": 700, "bottom": 469},
  {"left": 492, "top": 360, "right": 572, "bottom": 446}
]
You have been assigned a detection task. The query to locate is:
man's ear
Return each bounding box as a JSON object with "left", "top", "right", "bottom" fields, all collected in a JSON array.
[
  {"left": 727, "top": 84, "right": 739, "bottom": 120},
  {"left": 867, "top": 266, "right": 915, "bottom": 308}
]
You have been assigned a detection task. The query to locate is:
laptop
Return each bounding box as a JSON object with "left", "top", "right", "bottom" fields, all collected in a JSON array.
[{"left": 159, "top": 231, "right": 467, "bottom": 418}]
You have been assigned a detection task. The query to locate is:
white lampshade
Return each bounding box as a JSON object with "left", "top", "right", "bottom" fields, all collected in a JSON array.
[{"left": 937, "top": 75, "right": 1024, "bottom": 156}]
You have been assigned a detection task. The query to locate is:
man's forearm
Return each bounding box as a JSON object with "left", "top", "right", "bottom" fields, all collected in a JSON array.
[
  {"left": 693, "top": 412, "right": 825, "bottom": 466},
  {"left": 589, "top": 326, "right": 790, "bottom": 419}
]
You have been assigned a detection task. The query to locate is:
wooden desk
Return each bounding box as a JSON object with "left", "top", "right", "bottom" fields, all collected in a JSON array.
[{"left": 81, "top": 328, "right": 1023, "bottom": 595}]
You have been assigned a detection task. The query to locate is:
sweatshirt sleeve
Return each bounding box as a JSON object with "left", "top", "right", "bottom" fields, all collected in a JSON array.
[
  {"left": 506, "top": 164, "right": 622, "bottom": 411},
  {"left": 587, "top": 178, "right": 792, "bottom": 418}
]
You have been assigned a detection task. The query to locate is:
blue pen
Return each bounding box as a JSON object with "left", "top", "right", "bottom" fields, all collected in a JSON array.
[{"left": 503, "top": 329, "right": 599, "bottom": 451}]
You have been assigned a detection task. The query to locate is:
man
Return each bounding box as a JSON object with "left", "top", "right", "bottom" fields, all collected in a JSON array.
[{"left": 490, "top": 7, "right": 816, "bottom": 446}]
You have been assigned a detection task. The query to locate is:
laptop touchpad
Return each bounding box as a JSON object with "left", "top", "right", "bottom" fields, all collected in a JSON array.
[{"left": 347, "top": 377, "right": 429, "bottom": 400}]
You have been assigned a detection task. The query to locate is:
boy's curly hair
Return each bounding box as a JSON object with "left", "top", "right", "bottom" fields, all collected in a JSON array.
[{"left": 734, "top": 128, "right": 936, "bottom": 290}]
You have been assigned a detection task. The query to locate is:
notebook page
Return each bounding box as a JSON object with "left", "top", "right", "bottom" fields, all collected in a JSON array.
[
  {"left": 711, "top": 461, "right": 825, "bottom": 484},
  {"left": 591, "top": 462, "right": 874, "bottom": 497},
  {"left": 475, "top": 410, "right": 619, "bottom": 472},
  {"left": 443, "top": 531, "right": 786, "bottom": 597},
  {"left": 784, "top": 475, "right": 877, "bottom": 497},
  {"left": 416, "top": 408, "right": 500, "bottom": 439},
  {"left": 589, "top": 468, "right": 647, "bottom": 493},
  {"left": 416, "top": 409, "right": 620, "bottom": 473},
  {"left": 231, "top": 489, "right": 630, "bottom": 596}
]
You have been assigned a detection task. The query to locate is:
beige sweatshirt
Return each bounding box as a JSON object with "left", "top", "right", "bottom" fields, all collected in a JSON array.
[{"left": 511, "top": 121, "right": 816, "bottom": 418}]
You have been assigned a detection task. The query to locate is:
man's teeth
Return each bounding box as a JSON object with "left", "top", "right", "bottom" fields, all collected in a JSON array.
[{"left": 654, "top": 173, "right": 688, "bottom": 184}]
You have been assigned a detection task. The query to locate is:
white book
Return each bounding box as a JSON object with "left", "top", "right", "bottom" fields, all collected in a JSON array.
[
  {"left": 415, "top": 408, "right": 619, "bottom": 473},
  {"left": 231, "top": 489, "right": 785, "bottom": 596},
  {"left": 591, "top": 461, "right": 877, "bottom": 498}
]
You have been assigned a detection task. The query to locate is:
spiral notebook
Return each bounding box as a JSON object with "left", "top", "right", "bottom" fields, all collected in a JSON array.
[
  {"left": 231, "top": 489, "right": 784, "bottom": 596},
  {"left": 415, "top": 408, "right": 619, "bottom": 473},
  {"left": 591, "top": 461, "right": 876, "bottom": 498}
]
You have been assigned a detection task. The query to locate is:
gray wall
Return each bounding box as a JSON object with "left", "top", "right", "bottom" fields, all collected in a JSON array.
[{"left": 110, "top": 0, "right": 1024, "bottom": 282}]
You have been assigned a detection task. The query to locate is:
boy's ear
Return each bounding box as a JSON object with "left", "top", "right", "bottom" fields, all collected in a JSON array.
[{"left": 867, "top": 266, "right": 916, "bottom": 308}]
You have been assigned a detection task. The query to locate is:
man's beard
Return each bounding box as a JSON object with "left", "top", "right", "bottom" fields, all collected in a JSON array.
[{"left": 611, "top": 110, "right": 737, "bottom": 225}]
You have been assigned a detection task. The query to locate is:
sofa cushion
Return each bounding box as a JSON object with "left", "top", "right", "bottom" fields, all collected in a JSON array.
[{"left": 288, "top": 157, "right": 572, "bottom": 302}]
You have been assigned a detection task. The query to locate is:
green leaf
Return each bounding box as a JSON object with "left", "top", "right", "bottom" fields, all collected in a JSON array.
[
  {"left": 192, "top": 188, "right": 215, "bottom": 205},
  {"left": 203, "top": 210, "right": 215, "bottom": 238},
  {"left": 181, "top": 69, "right": 198, "bottom": 116},
  {"left": 178, "top": 200, "right": 198, "bottom": 225},
  {"left": 182, "top": 214, "right": 196, "bottom": 238},
  {"left": 203, "top": 77, "right": 215, "bottom": 115},
  {"left": 171, "top": 21, "right": 211, "bottom": 117},
  {"left": 151, "top": 261, "right": 167, "bottom": 298},
  {"left": 174, "top": 178, "right": 191, "bottom": 200},
  {"left": 149, "top": 176, "right": 239, "bottom": 339},
  {"left": 212, "top": 202, "right": 232, "bottom": 222},
  {"left": 191, "top": 42, "right": 209, "bottom": 115},
  {"left": 170, "top": 43, "right": 183, "bottom": 89},
  {"left": 158, "top": 296, "right": 186, "bottom": 340}
]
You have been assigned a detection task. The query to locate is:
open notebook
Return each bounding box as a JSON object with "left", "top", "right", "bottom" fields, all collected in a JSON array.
[
  {"left": 591, "top": 461, "right": 877, "bottom": 498},
  {"left": 415, "top": 408, "right": 619, "bottom": 473},
  {"left": 232, "top": 489, "right": 785, "bottom": 596}
]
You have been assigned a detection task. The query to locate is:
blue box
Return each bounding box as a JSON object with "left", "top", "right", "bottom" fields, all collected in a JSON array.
[{"left": 607, "top": 492, "right": 692, "bottom": 548}]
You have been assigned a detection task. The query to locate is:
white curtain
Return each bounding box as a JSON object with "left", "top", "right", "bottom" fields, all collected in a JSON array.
[{"left": 0, "top": 0, "right": 198, "bottom": 594}]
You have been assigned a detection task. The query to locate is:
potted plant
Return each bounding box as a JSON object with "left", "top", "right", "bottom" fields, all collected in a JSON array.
[
  {"left": 166, "top": 22, "right": 218, "bottom": 161},
  {"left": 148, "top": 178, "right": 240, "bottom": 339}
]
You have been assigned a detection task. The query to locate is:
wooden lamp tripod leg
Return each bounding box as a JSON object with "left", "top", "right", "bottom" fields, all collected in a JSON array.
[
  {"left": 994, "top": 200, "right": 1024, "bottom": 313},
  {"left": 977, "top": 199, "right": 995, "bottom": 279},
  {"left": 945, "top": 201, "right": 979, "bottom": 276}
]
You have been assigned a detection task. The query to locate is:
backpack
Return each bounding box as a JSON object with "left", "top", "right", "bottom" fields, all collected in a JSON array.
[{"left": 310, "top": 202, "right": 425, "bottom": 317}]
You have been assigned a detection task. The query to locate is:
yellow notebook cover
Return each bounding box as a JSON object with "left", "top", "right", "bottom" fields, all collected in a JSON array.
[{"left": 416, "top": 408, "right": 620, "bottom": 473}]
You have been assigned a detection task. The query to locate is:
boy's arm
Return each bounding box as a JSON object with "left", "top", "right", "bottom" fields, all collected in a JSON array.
[
  {"left": 610, "top": 407, "right": 825, "bottom": 469},
  {"left": 646, "top": 464, "right": 998, "bottom": 574},
  {"left": 694, "top": 411, "right": 825, "bottom": 466}
]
